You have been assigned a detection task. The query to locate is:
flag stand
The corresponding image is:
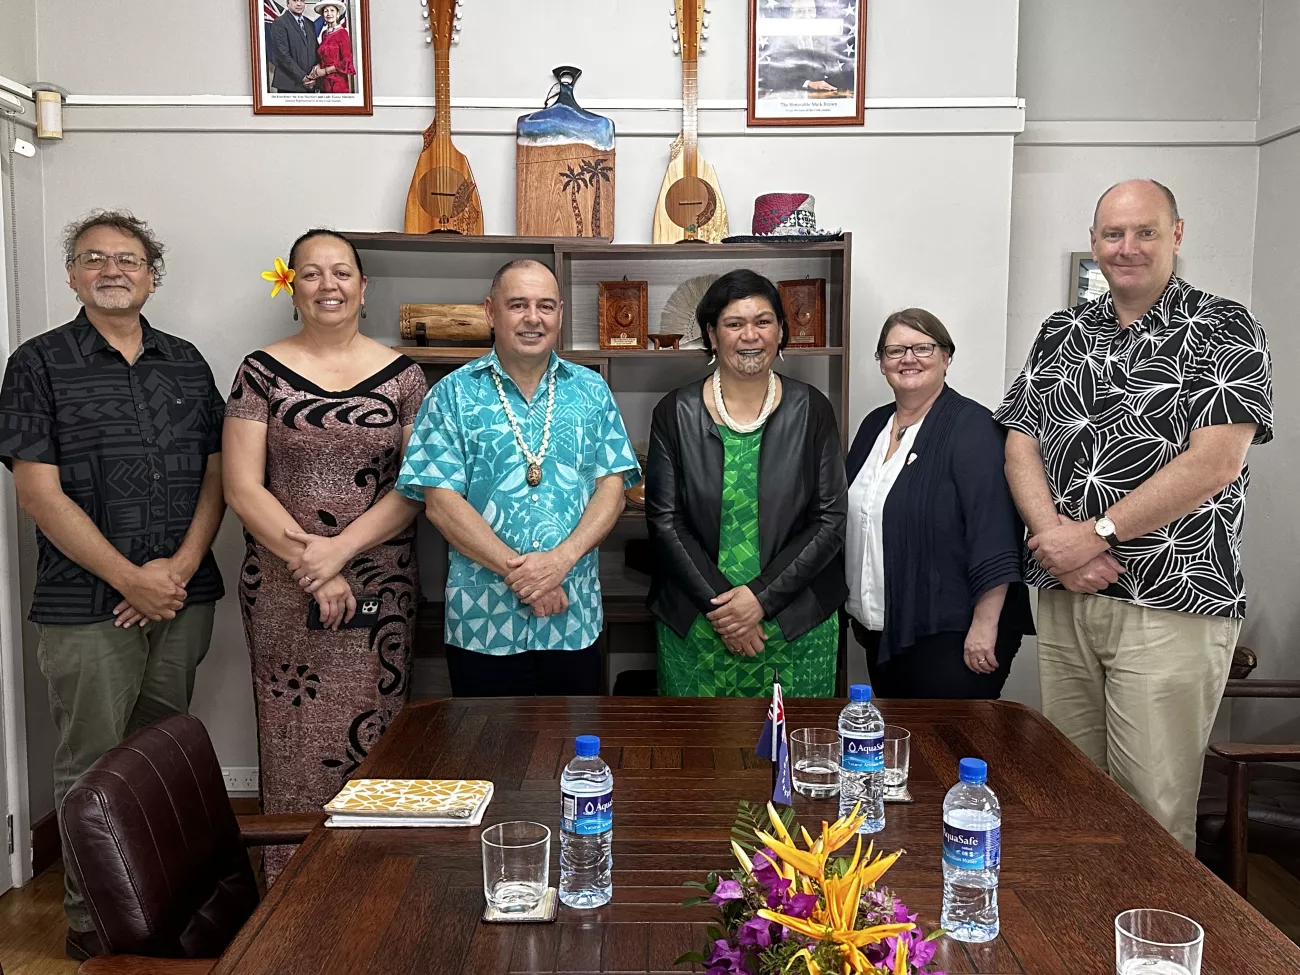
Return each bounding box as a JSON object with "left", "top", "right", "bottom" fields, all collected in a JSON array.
[{"left": 770, "top": 668, "right": 780, "bottom": 801}]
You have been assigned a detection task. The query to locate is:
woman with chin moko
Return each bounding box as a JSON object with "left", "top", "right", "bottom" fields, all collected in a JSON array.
[
  {"left": 645, "top": 269, "right": 848, "bottom": 697},
  {"left": 845, "top": 308, "right": 1033, "bottom": 699}
]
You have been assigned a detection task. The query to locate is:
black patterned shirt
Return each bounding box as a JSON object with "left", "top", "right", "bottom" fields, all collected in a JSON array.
[
  {"left": 994, "top": 277, "right": 1273, "bottom": 618},
  {"left": 0, "top": 309, "right": 226, "bottom": 623}
]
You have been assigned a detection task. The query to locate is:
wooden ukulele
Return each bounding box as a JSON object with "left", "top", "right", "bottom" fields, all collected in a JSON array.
[
  {"left": 405, "top": 0, "right": 483, "bottom": 235},
  {"left": 652, "top": 0, "right": 728, "bottom": 244}
]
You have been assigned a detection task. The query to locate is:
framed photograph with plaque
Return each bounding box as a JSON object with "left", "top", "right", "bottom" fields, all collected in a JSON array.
[
  {"left": 779, "top": 278, "right": 826, "bottom": 347},
  {"left": 249, "top": 0, "right": 373, "bottom": 116},
  {"left": 598, "top": 280, "right": 648, "bottom": 350},
  {"left": 748, "top": 0, "right": 867, "bottom": 127}
]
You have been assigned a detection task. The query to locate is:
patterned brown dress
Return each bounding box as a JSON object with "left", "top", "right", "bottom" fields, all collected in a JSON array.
[{"left": 226, "top": 351, "right": 428, "bottom": 881}]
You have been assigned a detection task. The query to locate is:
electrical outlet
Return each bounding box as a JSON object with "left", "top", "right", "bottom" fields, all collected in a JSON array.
[{"left": 222, "top": 767, "right": 260, "bottom": 794}]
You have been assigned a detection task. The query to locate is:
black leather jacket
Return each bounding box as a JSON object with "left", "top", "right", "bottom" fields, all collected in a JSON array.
[{"left": 645, "top": 377, "right": 848, "bottom": 641}]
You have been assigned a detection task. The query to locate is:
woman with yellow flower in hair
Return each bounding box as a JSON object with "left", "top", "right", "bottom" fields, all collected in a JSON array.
[{"left": 224, "top": 229, "right": 427, "bottom": 883}]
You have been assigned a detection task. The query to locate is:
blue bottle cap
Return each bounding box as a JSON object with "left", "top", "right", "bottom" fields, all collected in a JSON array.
[
  {"left": 575, "top": 735, "right": 600, "bottom": 757},
  {"left": 959, "top": 758, "right": 988, "bottom": 784},
  {"left": 849, "top": 684, "right": 872, "bottom": 703}
]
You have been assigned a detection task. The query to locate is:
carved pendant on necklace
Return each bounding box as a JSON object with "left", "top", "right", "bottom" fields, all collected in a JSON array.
[{"left": 526, "top": 463, "right": 543, "bottom": 487}]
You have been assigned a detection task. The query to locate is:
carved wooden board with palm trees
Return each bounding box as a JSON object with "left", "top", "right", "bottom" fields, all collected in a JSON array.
[
  {"left": 516, "top": 67, "right": 616, "bottom": 238},
  {"left": 653, "top": 0, "right": 728, "bottom": 244},
  {"left": 405, "top": 0, "right": 484, "bottom": 235}
]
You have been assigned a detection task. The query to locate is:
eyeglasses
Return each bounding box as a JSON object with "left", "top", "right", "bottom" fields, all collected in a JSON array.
[
  {"left": 71, "top": 252, "right": 150, "bottom": 272},
  {"left": 880, "top": 343, "right": 941, "bottom": 360}
]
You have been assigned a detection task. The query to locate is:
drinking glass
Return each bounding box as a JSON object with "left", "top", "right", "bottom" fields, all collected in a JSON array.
[
  {"left": 790, "top": 728, "right": 840, "bottom": 798},
  {"left": 482, "top": 821, "right": 550, "bottom": 913},
  {"left": 1114, "top": 909, "right": 1204, "bottom": 975},
  {"left": 883, "top": 725, "right": 912, "bottom": 802}
]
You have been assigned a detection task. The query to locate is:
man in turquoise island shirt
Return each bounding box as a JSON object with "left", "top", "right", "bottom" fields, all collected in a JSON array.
[{"left": 397, "top": 259, "right": 640, "bottom": 695}]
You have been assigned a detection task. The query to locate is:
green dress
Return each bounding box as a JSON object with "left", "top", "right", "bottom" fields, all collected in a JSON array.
[{"left": 657, "top": 424, "right": 839, "bottom": 697}]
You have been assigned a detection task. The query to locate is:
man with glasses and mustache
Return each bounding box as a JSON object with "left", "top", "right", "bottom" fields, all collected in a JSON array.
[{"left": 0, "top": 211, "right": 226, "bottom": 959}]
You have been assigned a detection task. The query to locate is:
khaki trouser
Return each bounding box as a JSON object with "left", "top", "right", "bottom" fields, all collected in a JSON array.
[
  {"left": 38, "top": 602, "right": 215, "bottom": 932},
  {"left": 1036, "top": 589, "right": 1239, "bottom": 852}
]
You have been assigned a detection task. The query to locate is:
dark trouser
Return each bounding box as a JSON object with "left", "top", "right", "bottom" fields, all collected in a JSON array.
[
  {"left": 446, "top": 643, "right": 603, "bottom": 696},
  {"left": 850, "top": 619, "right": 1020, "bottom": 700},
  {"left": 38, "top": 602, "right": 216, "bottom": 932}
]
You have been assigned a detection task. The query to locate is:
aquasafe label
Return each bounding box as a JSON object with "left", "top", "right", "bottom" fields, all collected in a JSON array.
[
  {"left": 840, "top": 733, "right": 885, "bottom": 773},
  {"left": 942, "top": 821, "right": 1001, "bottom": 870},
  {"left": 562, "top": 790, "right": 613, "bottom": 835}
]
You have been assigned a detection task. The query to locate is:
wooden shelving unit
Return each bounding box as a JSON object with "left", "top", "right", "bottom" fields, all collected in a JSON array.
[
  {"left": 399, "top": 345, "right": 844, "bottom": 363},
  {"left": 342, "top": 232, "right": 853, "bottom": 676}
]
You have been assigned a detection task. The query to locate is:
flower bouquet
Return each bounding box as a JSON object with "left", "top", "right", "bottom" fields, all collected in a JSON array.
[{"left": 677, "top": 801, "right": 944, "bottom": 975}]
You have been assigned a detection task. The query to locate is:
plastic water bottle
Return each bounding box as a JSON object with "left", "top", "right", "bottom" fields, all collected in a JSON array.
[
  {"left": 559, "top": 734, "right": 613, "bottom": 909},
  {"left": 837, "top": 684, "right": 885, "bottom": 832},
  {"left": 941, "top": 757, "right": 1001, "bottom": 942}
]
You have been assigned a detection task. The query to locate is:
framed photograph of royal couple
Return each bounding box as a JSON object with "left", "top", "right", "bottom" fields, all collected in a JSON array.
[
  {"left": 747, "top": 0, "right": 867, "bottom": 126},
  {"left": 249, "top": 0, "right": 373, "bottom": 115}
]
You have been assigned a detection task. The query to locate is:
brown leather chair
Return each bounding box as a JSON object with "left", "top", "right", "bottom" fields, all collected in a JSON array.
[
  {"left": 61, "top": 714, "right": 323, "bottom": 974},
  {"left": 1196, "top": 668, "right": 1300, "bottom": 899}
]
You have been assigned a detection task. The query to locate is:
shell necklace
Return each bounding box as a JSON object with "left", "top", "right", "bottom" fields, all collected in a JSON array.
[
  {"left": 713, "top": 369, "right": 777, "bottom": 434},
  {"left": 491, "top": 365, "right": 555, "bottom": 487}
]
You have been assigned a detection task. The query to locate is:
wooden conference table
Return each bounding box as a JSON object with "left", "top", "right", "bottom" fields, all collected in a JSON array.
[{"left": 212, "top": 698, "right": 1300, "bottom": 975}]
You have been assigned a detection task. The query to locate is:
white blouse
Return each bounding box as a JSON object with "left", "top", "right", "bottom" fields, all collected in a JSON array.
[{"left": 845, "top": 414, "right": 925, "bottom": 631}]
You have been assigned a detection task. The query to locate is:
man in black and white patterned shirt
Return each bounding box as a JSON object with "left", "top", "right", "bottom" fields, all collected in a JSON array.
[
  {"left": 995, "top": 179, "right": 1273, "bottom": 852},
  {"left": 0, "top": 211, "right": 226, "bottom": 958}
]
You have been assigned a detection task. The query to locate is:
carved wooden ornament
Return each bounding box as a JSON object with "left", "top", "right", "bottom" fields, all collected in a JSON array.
[{"left": 598, "top": 280, "right": 649, "bottom": 350}]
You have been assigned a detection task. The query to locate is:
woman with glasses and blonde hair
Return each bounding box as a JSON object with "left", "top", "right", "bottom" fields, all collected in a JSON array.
[{"left": 845, "top": 308, "right": 1033, "bottom": 699}]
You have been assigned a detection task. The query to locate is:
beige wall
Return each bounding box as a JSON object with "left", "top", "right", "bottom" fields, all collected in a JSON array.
[
  {"left": 0, "top": 0, "right": 37, "bottom": 82},
  {"left": 1237, "top": 0, "right": 1300, "bottom": 746},
  {"left": 1018, "top": 0, "right": 1264, "bottom": 122},
  {"left": 1240, "top": 132, "right": 1300, "bottom": 745},
  {"left": 1260, "top": 0, "right": 1300, "bottom": 122}
]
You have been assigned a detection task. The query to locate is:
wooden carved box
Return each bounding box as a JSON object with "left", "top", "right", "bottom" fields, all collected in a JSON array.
[
  {"left": 779, "top": 278, "right": 826, "bottom": 348},
  {"left": 598, "top": 280, "right": 648, "bottom": 350}
]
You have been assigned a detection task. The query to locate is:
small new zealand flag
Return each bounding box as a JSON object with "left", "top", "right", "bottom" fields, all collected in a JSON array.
[{"left": 754, "top": 669, "right": 792, "bottom": 806}]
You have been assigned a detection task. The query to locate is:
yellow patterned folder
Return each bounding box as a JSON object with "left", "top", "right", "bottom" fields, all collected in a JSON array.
[{"left": 324, "top": 779, "right": 494, "bottom": 828}]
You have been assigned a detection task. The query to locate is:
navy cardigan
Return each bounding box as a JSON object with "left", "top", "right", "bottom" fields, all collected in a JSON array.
[{"left": 845, "top": 385, "right": 1034, "bottom": 663}]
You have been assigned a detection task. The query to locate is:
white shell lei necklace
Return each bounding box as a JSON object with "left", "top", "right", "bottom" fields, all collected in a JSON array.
[
  {"left": 712, "top": 369, "right": 777, "bottom": 434},
  {"left": 491, "top": 366, "right": 555, "bottom": 486}
]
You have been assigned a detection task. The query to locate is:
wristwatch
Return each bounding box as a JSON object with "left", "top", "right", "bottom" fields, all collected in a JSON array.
[{"left": 1094, "top": 517, "right": 1120, "bottom": 548}]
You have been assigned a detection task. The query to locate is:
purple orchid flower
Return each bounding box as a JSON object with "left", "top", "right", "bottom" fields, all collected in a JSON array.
[
  {"left": 703, "top": 938, "right": 748, "bottom": 974},
  {"left": 750, "top": 848, "right": 786, "bottom": 895},
  {"left": 736, "top": 915, "right": 777, "bottom": 949},
  {"left": 871, "top": 900, "right": 939, "bottom": 974},
  {"left": 908, "top": 936, "right": 938, "bottom": 970},
  {"left": 785, "top": 891, "right": 818, "bottom": 919},
  {"left": 709, "top": 879, "right": 745, "bottom": 906}
]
